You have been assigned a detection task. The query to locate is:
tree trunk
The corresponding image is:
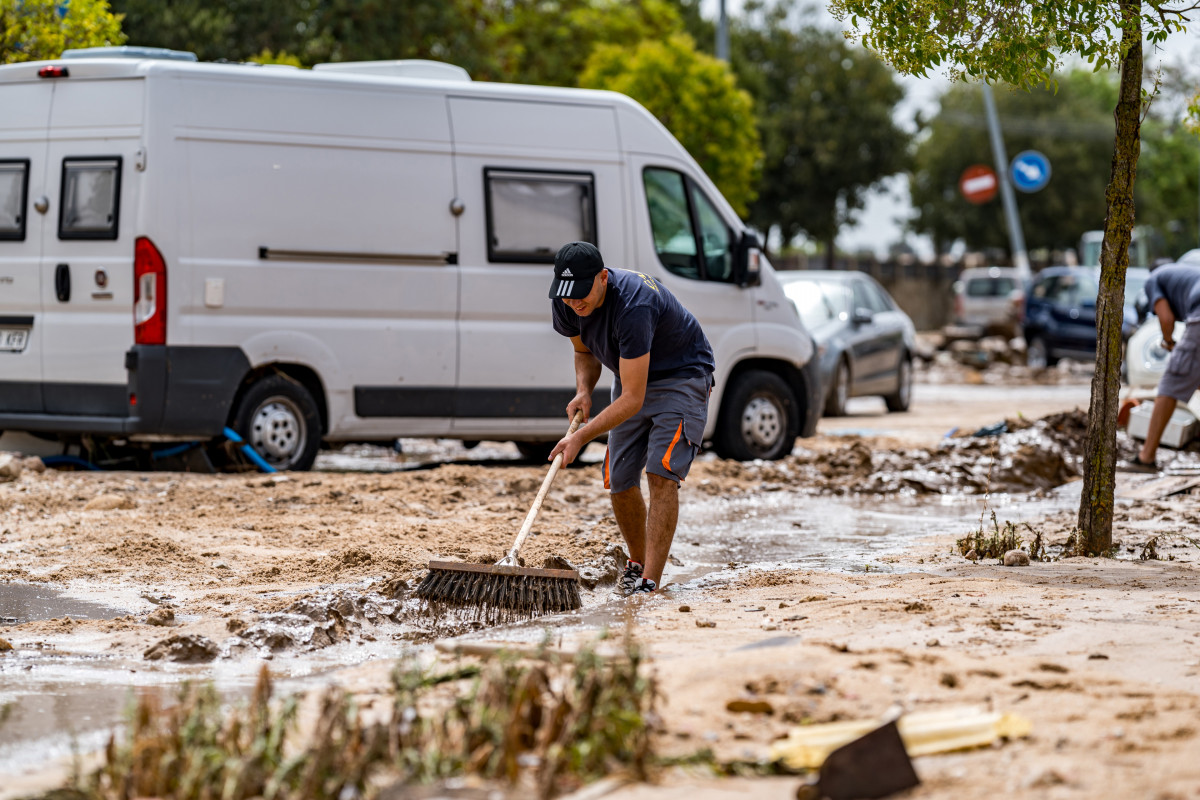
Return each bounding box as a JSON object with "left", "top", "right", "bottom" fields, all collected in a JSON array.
[
  {"left": 1077, "top": 3, "right": 1142, "bottom": 555},
  {"left": 825, "top": 234, "right": 836, "bottom": 269}
]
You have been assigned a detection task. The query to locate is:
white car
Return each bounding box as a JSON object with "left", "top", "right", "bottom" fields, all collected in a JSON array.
[{"left": 1125, "top": 317, "right": 1186, "bottom": 393}]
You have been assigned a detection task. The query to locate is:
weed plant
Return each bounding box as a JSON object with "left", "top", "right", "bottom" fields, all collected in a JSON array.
[{"left": 62, "top": 635, "right": 657, "bottom": 800}]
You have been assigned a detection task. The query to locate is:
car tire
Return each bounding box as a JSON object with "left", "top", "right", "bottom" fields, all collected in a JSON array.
[
  {"left": 824, "top": 359, "right": 850, "bottom": 417},
  {"left": 1026, "top": 336, "right": 1056, "bottom": 369},
  {"left": 231, "top": 374, "right": 321, "bottom": 471},
  {"left": 884, "top": 356, "right": 912, "bottom": 412},
  {"left": 715, "top": 370, "right": 798, "bottom": 461}
]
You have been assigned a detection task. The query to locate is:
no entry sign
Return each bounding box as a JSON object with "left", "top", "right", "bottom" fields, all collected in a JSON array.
[{"left": 959, "top": 164, "right": 998, "bottom": 205}]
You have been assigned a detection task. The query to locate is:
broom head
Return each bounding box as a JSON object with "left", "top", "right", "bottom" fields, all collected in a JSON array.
[{"left": 416, "top": 560, "right": 582, "bottom": 624}]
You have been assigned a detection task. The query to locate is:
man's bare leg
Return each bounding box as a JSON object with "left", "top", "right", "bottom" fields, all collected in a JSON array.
[
  {"left": 642, "top": 474, "right": 679, "bottom": 585},
  {"left": 1138, "top": 395, "right": 1178, "bottom": 464},
  {"left": 610, "top": 486, "right": 646, "bottom": 566}
]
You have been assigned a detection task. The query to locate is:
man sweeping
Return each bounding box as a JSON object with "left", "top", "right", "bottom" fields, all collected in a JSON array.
[{"left": 548, "top": 241, "right": 714, "bottom": 596}]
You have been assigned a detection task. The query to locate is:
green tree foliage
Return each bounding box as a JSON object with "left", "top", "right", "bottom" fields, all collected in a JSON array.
[
  {"left": 911, "top": 70, "right": 1117, "bottom": 256},
  {"left": 732, "top": 5, "right": 910, "bottom": 259},
  {"left": 580, "top": 33, "right": 762, "bottom": 217},
  {"left": 112, "top": 0, "right": 497, "bottom": 72},
  {"left": 827, "top": 0, "right": 1190, "bottom": 553},
  {"left": 1138, "top": 119, "right": 1200, "bottom": 259},
  {"left": 1, "top": 0, "right": 125, "bottom": 63},
  {"left": 482, "top": 0, "right": 683, "bottom": 86}
]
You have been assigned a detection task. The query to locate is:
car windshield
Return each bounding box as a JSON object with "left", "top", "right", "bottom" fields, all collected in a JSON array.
[
  {"left": 966, "top": 277, "right": 1017, "bottom": 297},
  {"left": 784, "top": 280, "right": 836, "bottom": 328}
]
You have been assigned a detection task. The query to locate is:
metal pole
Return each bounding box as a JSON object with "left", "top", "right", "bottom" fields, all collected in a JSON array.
[
  {"left": 981, "top": 83, "right": 1030, "bottom": 280},
  {"left": 717, "top": 0, "right": 730, "bottom": 61}
]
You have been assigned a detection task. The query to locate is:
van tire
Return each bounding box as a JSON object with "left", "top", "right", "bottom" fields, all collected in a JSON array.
[
  {"left": 515, "top": 441, "right": 556, "bottom": 463},
  {"left": 715, "top": 370, "right": 797, "bottom": 461},
  {"left": 231, "top": 374, "right": 321, "bottom": 471}
]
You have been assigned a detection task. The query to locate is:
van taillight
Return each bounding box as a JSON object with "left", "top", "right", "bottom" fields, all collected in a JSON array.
[
  {"left": 38, "top": 65, "right": 69, "bottom": 78},
  {"left": 134, "top": 236, "right": 167, "bottom": 345}
]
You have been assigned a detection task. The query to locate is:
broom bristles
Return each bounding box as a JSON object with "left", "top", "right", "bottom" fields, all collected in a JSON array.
[{"left": 415, "top": 563, "right": 582, "bottom": 625}]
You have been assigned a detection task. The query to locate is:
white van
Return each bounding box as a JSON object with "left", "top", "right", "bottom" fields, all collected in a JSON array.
[{"left": 0, "top": 48, "right": 819, "bottom": 470}]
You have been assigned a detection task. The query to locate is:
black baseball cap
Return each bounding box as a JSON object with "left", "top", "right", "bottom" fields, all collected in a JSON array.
[{"left": 549, "top": 241, "right": 604, "bottom": 300}]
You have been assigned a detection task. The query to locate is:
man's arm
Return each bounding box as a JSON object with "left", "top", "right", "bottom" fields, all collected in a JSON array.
[
  {"left": 1155, "top": 297, "right": 1177, "bottom": 350},
  {"left": 551, "top": 352, "right": 650, "bottom": 465},
  {"left": 567, "top": 335, "right": 603, "bottom": 423}
]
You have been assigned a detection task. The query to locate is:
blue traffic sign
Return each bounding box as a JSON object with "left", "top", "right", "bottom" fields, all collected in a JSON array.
[{"left": 1010, "top": 150, "right": 1051, "bottom": 193}]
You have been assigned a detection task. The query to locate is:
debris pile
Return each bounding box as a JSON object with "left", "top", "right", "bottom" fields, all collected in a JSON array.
[{"left": 695, "top": 410, "right": 1097, "bottom": 495}]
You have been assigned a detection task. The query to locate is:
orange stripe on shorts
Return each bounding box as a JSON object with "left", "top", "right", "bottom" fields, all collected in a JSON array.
[
  {"left": 661, "top": 421, "right": 683, "bottom": 474},
  {"left": 603, "top": 447, "right": 611, "bottom": 490}
]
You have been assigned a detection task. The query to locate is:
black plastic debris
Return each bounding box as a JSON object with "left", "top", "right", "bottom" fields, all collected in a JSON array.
[{"left": 799, "top": 720, "right": 920, "bottom": 800}]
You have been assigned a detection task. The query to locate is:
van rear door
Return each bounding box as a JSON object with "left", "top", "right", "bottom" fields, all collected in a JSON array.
[
  {"left": 39, "top": 78, "right": 143, "bottom": 416},
  {"left": 0, "top": 80, "right": 52, "bottom": 413}
]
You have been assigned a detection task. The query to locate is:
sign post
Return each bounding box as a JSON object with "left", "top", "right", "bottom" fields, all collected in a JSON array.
[{"left": 981, "top": 84, "right": 1030, "bottom": 281}]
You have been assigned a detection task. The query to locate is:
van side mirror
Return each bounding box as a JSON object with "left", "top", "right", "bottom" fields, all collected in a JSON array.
[
  {"left": 851, "top": 307, "right": 873, "bottom": 325},
  {"left": 734, "top": 230, "right": 763, "bottom": 288},
  {"left": 1135, "top": 291, "right": 1149, "bottom": 322}
]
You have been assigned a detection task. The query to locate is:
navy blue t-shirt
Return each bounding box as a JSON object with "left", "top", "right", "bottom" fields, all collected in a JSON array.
[
  {"left": 1146, "top": 263, "right": 1200, "bottom": 323},
  {"left": 551, "top": 268, "right": 715, "bottom": 381}
]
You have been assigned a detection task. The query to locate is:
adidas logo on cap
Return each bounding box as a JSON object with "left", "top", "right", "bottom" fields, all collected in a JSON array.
[{"left": 561, "top": 268, "right": 574, "bottom": 277}]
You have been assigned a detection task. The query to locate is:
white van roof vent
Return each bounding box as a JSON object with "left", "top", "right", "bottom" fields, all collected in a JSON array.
[
  {"left": 61, "top": 45, "right": 198, "bottom": 62},
  {"left": 312, "top": 59, "right": 470, "bottom": 81}
]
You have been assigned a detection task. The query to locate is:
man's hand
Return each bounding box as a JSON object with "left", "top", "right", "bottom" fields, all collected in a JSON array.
[
  {"left": 567, "top": 392, "right": 592, "bottom": 425},
  {"left": 549, "top": 431, "right": 584, "bottom": 466},
  {"left": 1162, "top": 337, "right": 1175, "bottom": 352}
]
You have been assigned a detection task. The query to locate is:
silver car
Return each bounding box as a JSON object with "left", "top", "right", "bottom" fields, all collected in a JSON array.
[
  {"left": 953, "top": 266, "right": 1023, "bottom": 338},
  {"left": 779, "top": 271, "right": 917, "bottom": 417}
]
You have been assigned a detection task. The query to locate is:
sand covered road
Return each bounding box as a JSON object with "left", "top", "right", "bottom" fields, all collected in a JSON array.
[{"left": 3, "top": 391, "right": 1200, "bottom": 798}]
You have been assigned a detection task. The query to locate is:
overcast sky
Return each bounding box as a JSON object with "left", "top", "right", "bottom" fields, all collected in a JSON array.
[{"left": 699, "top": 0, "right": 1200, "bottom": 259}]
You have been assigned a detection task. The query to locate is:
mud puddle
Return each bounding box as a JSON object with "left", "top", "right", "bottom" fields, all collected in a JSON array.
[{"left": 0, "top": 584, "right": 125, "bottom": 626}]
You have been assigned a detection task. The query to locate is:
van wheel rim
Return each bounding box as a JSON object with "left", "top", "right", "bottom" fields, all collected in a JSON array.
[
  {"left": 250, "top": 398, "right": 306, "bottom": 466},
  {"left": 741, "top": 395, "right": 783, "bottom": 452}
]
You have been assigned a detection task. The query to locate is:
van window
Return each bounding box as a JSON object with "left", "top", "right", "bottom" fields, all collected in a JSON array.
[
  {"left": 643, "top": 167, "right": 734, "bottom": 282},
  {"left": 484, "top": 168, "right": 595, "bottom": 263},
  {"left": 59, "top": 157, "right": 122, "bottom": 240},
  {"left": 0, "top": 160, "right": 29, "bottom": 241}
]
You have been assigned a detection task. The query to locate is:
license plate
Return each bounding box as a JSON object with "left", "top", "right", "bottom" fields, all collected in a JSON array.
[{"left": 0, "top": 328, "right": 28, "bottom": 352}]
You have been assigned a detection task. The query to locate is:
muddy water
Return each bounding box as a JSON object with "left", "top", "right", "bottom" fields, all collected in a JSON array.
[{"left": 0, "top": 482, "right": 1081, "bottom": 784}]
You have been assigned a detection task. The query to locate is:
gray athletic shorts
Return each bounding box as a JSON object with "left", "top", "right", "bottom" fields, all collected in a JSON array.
[
  {"left": 604, "top": 373, "right": 712, "bottom": 493},
  {"left": 1158, "top": 323, "right": 1200, "bottom": 402}
]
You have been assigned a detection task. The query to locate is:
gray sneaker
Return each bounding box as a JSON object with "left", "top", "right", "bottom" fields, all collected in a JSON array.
[
  {"left": 618, "top": 560, "right": 644, "bottom": 596},
  {"left": 631, "top": 578, "right": 657, "bottom": 595}
]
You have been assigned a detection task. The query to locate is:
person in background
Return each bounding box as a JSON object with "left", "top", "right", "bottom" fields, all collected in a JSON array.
[{"left": 1127, "top": 262, "right": 1200, "bottom": 472}]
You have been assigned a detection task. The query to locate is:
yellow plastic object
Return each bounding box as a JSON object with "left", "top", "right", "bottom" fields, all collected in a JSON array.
[{"left": 769, "top": 706, "right": 1032, "bottom": 770}]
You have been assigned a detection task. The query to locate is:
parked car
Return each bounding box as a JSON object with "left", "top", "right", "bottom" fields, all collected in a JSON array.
[
  {"left": 778, "top": 271, "right": 917, "bottom": 416},
  {"left": 952, "top": 266, "right": 1023, "bottom": 337},
  {"left": 1021, "top": 266, "right": 1149, "bottom": 368}
]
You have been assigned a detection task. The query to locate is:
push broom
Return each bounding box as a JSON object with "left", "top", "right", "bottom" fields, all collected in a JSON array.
[{"left": 415, "top": 411, "right": 584, "bottom": 622}]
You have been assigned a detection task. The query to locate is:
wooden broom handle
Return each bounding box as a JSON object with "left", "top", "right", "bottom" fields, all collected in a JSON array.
[{"left": 503, "top": 409, "right": 585, "bottom": 564}]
